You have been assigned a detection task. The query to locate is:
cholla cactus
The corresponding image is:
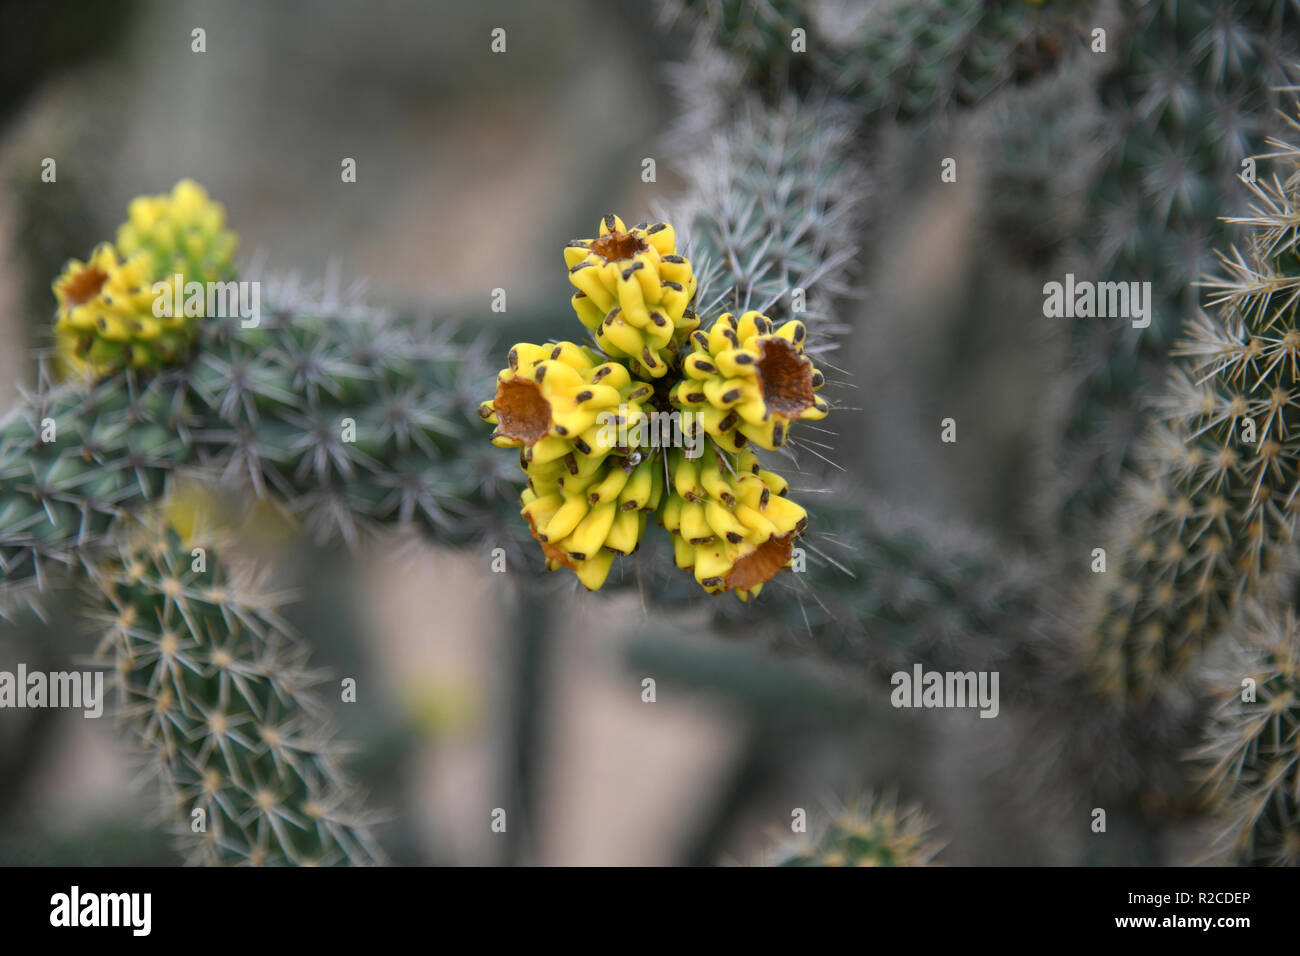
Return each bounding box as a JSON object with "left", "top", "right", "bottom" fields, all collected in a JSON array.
[
  {"left": 88, "top": 495, "right": 383, "bottom": 865},
  {"left": 770, "top": 792, "right": 943, "bottom": 866},
  {"left": 817, "top": 0, "right": 1086, "bottom": 121},
  {"left": 665, "top": 96, "right": 864, "bottom": 343},
  {"left": 1079, "top": 114, "right": 1300, "bottom": 703},
  {"left": 0, "top": 187, "right": 515, "bottom": 622},
  {"left": 659, "top": 0, "right": 1086, "bottom": 122},
  {"left": 1055, "top": 0, "right": 1300, "bottom": 532},
  {"left": 693, "top": 485, "right": 1045, "bottom": 678},
  {"left": 1197, "top": 600, "right": 1300, "bottom": 866}
]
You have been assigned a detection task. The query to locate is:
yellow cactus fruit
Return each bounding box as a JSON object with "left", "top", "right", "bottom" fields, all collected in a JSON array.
[
  {"left": 52, "top": 243, "right": 191, "bottom": 378},
  {"left": 518, "top": 451, "right": 661, "bottom": 590},
  {"left": 479, "top": 341, "right": 654, "bottom": 466},
  {"left": 671, "top": 311, "right": 828, "bottom": 451},
  {"left": 565, "top": 214, "right": 699, "bottom": 379},
  {"left": 659, "top": 445, "right": 806, "bottom": 600},
  {"left": 51, "top": 180, "right": 238, "bottom": 380},
  {"left": 116, "top": 178, "right": 237, "bottom": 286},
  {"left": 483, "top": 216, "right": 829, "bottom": 598}
]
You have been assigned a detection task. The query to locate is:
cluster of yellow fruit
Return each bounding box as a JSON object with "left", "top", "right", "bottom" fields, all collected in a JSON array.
[
  {"left": 52, "top": 179, "right": 237, "bottom": 379},
  {"left": 481, "top": 215, "right": 828, "bottom": 599}
]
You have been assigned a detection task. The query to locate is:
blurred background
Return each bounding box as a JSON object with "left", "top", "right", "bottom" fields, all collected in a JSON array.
[{"left": 1, "top": 0, "right": 1295, "bottom": 866}]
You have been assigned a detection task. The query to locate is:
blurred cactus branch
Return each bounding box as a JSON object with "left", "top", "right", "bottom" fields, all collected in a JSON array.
[
  {"left": 500, "top": 590, "right": 551, "bottom": 865},
  {"left": 656, "top": 0, "right": 1093, "bottom": 124},
  {"left": 89, "top": 505, "right": 385, "bottom": 865},
  {"left": 1079, "top": 112, "right": 1300, "bottom": 705},
  {"left": 1053, "top": 0, "right": 1300, "bottom": 534}
]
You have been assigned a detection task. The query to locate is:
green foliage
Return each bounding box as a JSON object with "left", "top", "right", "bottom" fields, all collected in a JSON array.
[
  {"left": 820, "top": 0, "right": 1085, "bottom": 122},
  {"left": 591, "top": 476, "right": 1042, "bottom": 688}
]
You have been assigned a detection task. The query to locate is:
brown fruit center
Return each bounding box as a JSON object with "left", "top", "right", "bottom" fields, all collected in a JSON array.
[
  {"left": 62, "top": 265, "right": 109, "bottom": 306},
  {"left": 590, "top": 231, "right": 647, "bottom": 262},
  {"left": 494, "top": 378, "right": 553, "bottom": 446},
  {"left": 725, "top": 533, "right": 793, "bottom": 591},
  {"left": 756, "top": 338, "right": 815, "bottom": 419}
]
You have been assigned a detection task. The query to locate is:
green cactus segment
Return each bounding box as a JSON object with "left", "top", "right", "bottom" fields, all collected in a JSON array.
[
  {"left": 90, "top": 521, "right": 382, "bottom": 865},
  {"left": 1197, "top": 601, "right": 1300, "bottom": 866},
  {"left": 0, "top": 368, "right": 187, "bottom": 617},
  {"left": 657, "top": 0, "right": 805, "bottom": 87},
  {"left": 823, "top": 0, "right": 1084, "bottom": 121},
  {"left": 672, "top": 96, "right": 863, "bottom": 344},
  {"left": 774, "top": 793, "right": 942, "bottom": 866},
  {"left": 661, "top": 0, "right": 1085, "bottom": 121},
  {"left": 788, "top": 507, "right": 1037, "bottom": 675},
  {"left": 1081, "top": 123, "right": 1300, "bottom": 703},
  {"left": 1056, "top": 0, "right": 1300, "bottom": 532},
  {"left": 630, "top": 487, "right": 1040, "bottom": 677},
  {"left": 0, "top": 291, "right": 521, "bottom": 619},
  {"left": 183, "top": 305, "right": 515, "bottom": 551}
]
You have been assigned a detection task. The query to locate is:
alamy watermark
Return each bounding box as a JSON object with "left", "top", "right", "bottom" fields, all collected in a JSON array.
[
  {"left": 890, "top": 664, "right": 999, "bottom": 718},
  {"left": 0, "top": 664, "right": 104, "bottom": 718},
  {"left": 153, "top": 275, "right": 261, "bottom": 328},
  {"left": 1042, "top": 273, "right": 1151, "bottom": 329},
  {"left": 50, "top": 886, "right": 151, "bottom": 936},
  {"left": 596, "top": 406, "right": 704, "bottom": 458}
]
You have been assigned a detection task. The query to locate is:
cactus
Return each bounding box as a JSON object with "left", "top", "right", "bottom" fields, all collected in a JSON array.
[
  {"left": 1197, "top": 600, "right": 1300, "bottom": 866},
  {"left": 1054, "top": 0, "right": 1300, "bottom": 532},
  {"left": 0, "top": 222, "right": 520, "bottom": 621},
  {"left": 664, "top": 95, "right": 864, "bottom": 344},
  {"left": 816, "top": 0, "right": 1086, "bottom": 122},
  {"left": 658, "top": 0, "right": 1088, "bottom": 122},
  {"left": 769, "top": 792, "right": 943, "bottom": 866},
  {"left": 88, "top": 500, "right": 383, "bottom": 865},
  {"left": 17, "top": 0, "right": 1298, "bottom": 867},
  {"left": 1079, "top": 113, "right": 1300, "bottom": 703},
  {"left": 687, "top": 487, "right": 1044, "bottom": 679}
]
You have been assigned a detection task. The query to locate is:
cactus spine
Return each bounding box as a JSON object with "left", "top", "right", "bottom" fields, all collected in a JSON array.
[
  {"left": 0, "top": 291, "right": 518, "bottom": 618},
  {"left": 659, "top": 0, "right": 1088, "bottom": 122},
  {"left": 1056, "top": 0, "right": 1300, "bottom": 532},
  {"left": 665, "top": 95, "right": 864, "bottom": 345},
  {"left": 771, "top": 792, "right": 943, "bottom": 866},
  {"left": 90, "top": 505, "right": 383, "bottom": 865},
  {"left": 1197, "top": 599, "right": 1300, "bottom": 866},
  {"left": 1080, "top": 114, "right": 1300, "bottom": 702}
]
